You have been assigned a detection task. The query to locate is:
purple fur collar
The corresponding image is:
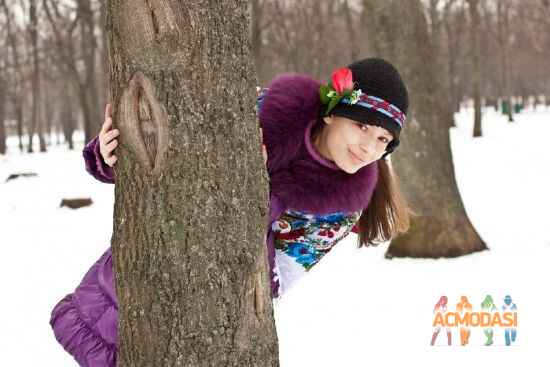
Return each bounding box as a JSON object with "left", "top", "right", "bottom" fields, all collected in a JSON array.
[{"left": 259, "top": 74, "right": 379, "bottom": 215}]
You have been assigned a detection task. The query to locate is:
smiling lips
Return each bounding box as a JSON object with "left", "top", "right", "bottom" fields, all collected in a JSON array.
[{"left": 349, "top": 148, "right": 367, "bottom": 164}]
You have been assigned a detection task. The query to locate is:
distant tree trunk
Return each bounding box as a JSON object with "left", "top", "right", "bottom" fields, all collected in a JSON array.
[
  {"left": 42, "top": 78, "right": 55, "bottom": 147},
  {"left": 467, "top": 0, "right": 482, "bottom": 137},
  {"left": 27, "top": 0, "right": 46, "bottom": 152},
  {"left": 98, "top": 0, "right": 110, "bottom": 108},
  {"left": 363, "top": 0, "right": 487, "bottom": 258},
  {"left": 43, "top": 0, "right": 100, "bottom": 144},
  {"left": 250, "top": 0, "right": 264, "bottom": 81},
  {"left": 443, "top": 1, "right": 457, "bottom": 120},
  {"left": 15, "top": 103, "right": 24, "bottom": 152},
  {"left": 61, "top": 82, "right": 75, "bottom": 150},
  {"left": 0, "top": 71, "right": 6, "bottom": 155},
  {"left": 444, "top": 1, "right": 466, "bottom": 117},
  {"left": 496, "top": 0, "right": 514, "bottom": 123},
  {"left": 2, "top": 0, "right": 24, "bottom": 152},
  {"left": 104, "top": 1, "right": 278, "bottom": 366},
  {"left": 342, "top": 0, "right": 359, "bottom": 61},
  {"left": 28, "top": 0, "right": 38, "bottom": 152},
  {"left": 80, "top": 0, "right": 102, "bottom": 142}
]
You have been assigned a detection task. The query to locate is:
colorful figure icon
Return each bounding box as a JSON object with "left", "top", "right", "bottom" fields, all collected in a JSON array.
[
  {"left": 431, "top": 296, "right": 452, "bottom": 346},
  {"left": 502, "top": 295, "right": 517, "bottom": 346},
  {"left": 481, "top": 295, "right": 497, "bottom": 346},
  {"left": 456, "top": 295, "right": 472, "bottom": 346}
]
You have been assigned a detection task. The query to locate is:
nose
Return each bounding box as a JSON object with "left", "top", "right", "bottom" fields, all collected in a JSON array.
[{"left": 358, "top": 139, "right": 376, "bottom": 158}]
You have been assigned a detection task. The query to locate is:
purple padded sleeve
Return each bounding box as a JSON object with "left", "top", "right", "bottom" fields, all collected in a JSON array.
[{"left": 83, "top": 136, "right": 115, "bottom": 184}]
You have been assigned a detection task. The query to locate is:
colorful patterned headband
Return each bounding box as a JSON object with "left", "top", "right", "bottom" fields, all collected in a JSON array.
[{"left": 319, "top": 67, "right": 406, "bottom": 128}]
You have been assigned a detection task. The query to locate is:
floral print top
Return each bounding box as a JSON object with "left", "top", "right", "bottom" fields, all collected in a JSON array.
[{"left": 271, "top": 208, "right": 361, "bottom": 296}]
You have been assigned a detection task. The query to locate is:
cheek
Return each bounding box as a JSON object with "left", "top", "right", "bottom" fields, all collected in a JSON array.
[{"left": 327, "top": 130, "right": 352, "bottom": 157}]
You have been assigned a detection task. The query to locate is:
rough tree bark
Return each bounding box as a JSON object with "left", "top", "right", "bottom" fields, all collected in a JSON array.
[
  {"left": 363, "top": 0, "right": 487, "bottom": 258},
  {"left": 467, "top": 0, "right": 482, "bottom": 138},
  {"left": 103, "top": 1, "right": 278, "bottom": 366}
]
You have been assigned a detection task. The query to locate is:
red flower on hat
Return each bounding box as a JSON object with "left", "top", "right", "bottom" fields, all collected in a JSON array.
[{"left": 331, "top": 67, "right": 354, "bottom": 94}]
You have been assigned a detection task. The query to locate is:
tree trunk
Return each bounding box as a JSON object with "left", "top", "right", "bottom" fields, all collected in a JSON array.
[
  {"left": 0, "top": 72, "right": 6, "bottom": 155},
  {"left": 103, "top": 1, "right": 278, "bottom": 366},
  {"left": 467, "top": 0, "right": 482, "bottom": 138},
  {"left": 80, "top": 0, "right": 102, "bottom": 142},
  {"left": 61, "top": 82, "right": 75, "bottom": 150},
  {"left": 342, "top": 0, "right": 359, "bottom": 61},
  {"left": 363, "top": 0, "right": 486, "bottom": 258},
  {"left": 496, "top": 1, "right": 514, "bottom": 123},
  {"left": 15, "top": 102, "right": 23, "bottom": 152},
  {"left": 1, "top": 0, "right": 24, "bottom": 152},
  {"left": 444, "top": 1, "right": 466, "bottom": 117},
  {"left": 250, "top": 0, "right": 264, "bottom": 82},
  {"left": 28, "top": 0, "right": 39, "bottom": 153}
]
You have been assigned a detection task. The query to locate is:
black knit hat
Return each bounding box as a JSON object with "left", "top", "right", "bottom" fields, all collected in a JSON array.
[{"left": 328, "top": 58, "right": 409, "bottom": 158}]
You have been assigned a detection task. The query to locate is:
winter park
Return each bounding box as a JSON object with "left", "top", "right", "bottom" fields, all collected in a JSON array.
[{"left": 1, "top": 1, "right": 549, "bottom": 367}]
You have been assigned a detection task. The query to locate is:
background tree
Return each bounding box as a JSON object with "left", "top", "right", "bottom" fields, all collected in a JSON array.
[
  {"left": 467, "top": 0, "right": 482, "bottom": 137},
  {"left": 495, "top": 0, "right": 514, "bottom": 122},
  {"left": 1, "top": 0, "right": 27, "bottom": 152},
  {"left": 43, "top": 0, "right": 104, "bottom": 144},
  {"left": 3, "top": 0, "right": 550, "bottom": 156},
  {"left": 442, "top": 0, "right": 467, "bottom": 117},
  {"left": 363, "top": 0, "right": 487, "bottom": 258},
  {"left": 0, "top": 62, "right": 6, "bottom": 155},
  {"left": 28, "top": 0, "right": 46, "bottom": 152},
  {"left": 103, "top": 1, "right": 278, "bottom": 365}
]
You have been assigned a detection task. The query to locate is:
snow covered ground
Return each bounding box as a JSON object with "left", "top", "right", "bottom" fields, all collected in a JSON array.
[{"left": 1, "top": 106, "right": 549, "bottom": 366}]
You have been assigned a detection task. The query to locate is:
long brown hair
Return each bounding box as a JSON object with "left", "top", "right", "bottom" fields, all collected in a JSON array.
[{"left": 357, "top": 158, "right": 416, "bottom": 247}]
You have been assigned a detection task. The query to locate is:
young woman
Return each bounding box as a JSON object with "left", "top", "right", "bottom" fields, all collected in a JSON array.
[{"left": 50, "top": 57, "right": 412, "bottom": 366}]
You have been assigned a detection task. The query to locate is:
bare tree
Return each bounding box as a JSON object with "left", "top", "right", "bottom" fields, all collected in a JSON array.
[
  {"left": 467, "top": 0, "right": 482, "bottom": 137},
  {"left": 442, "top": 0, "right": 466, "bottom": 116},
  {"left": 2, "top": 0, "right": 26, "bottom": 152},
  {"left": 60, "top": 81, "right": 76, "bottom": 149},
  {"left": 103, "top": 0, "right": 278, "bottom": 365},
  {"left": 363, "top": 0, "right": 486, "bottom": 258},
  {"left": 0, "top": 64, "right": 6, "bottom": 155},
  {"left": 495, "top": 0, "right": 514, "bottom": 122},
  {"left": 342, "top": 0, "right": 359, "bottom": 61},
  {"left": 27, "top": 0, "right": 46, "bottom": 152},
  {"left": 42, "top": 0, "right": 102, "bottom": 143},
  {"left": 0, "top": 4, "right": 7, "bottom": 154},
  {"left": 78, "top": 0, "right": 102, "bottom": 141}
]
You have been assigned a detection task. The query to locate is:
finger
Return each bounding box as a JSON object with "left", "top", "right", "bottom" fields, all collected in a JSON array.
[
  {"left": 262, "top": 144, "right": 267, "bottom": 164},
  {"left": 100, "top": 117, "right": 112, "bottom": 135},
  {"left": 104, "top": 103, "right": 112, "bottom": 120},
  {"left": 105, "top": 139, "right": 118, "bottom": 153},
  {"left": 256, "top": 86, "right": 261, "bottom": 97},
  {"left": 104, "top": 129, "right": 119, "bottom": 142},
  {"left": 105, "top": 155, "right": 117, "bottom": 167}
]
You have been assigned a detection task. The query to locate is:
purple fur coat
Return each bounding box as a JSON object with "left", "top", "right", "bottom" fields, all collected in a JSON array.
[{"left": 49, "top": 74, "right": 378, "bottom": 367}]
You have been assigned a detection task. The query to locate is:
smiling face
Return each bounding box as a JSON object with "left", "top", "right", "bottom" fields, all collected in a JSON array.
[{"left": 313, "top": 115, "right": 394, "bottom": 174}]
